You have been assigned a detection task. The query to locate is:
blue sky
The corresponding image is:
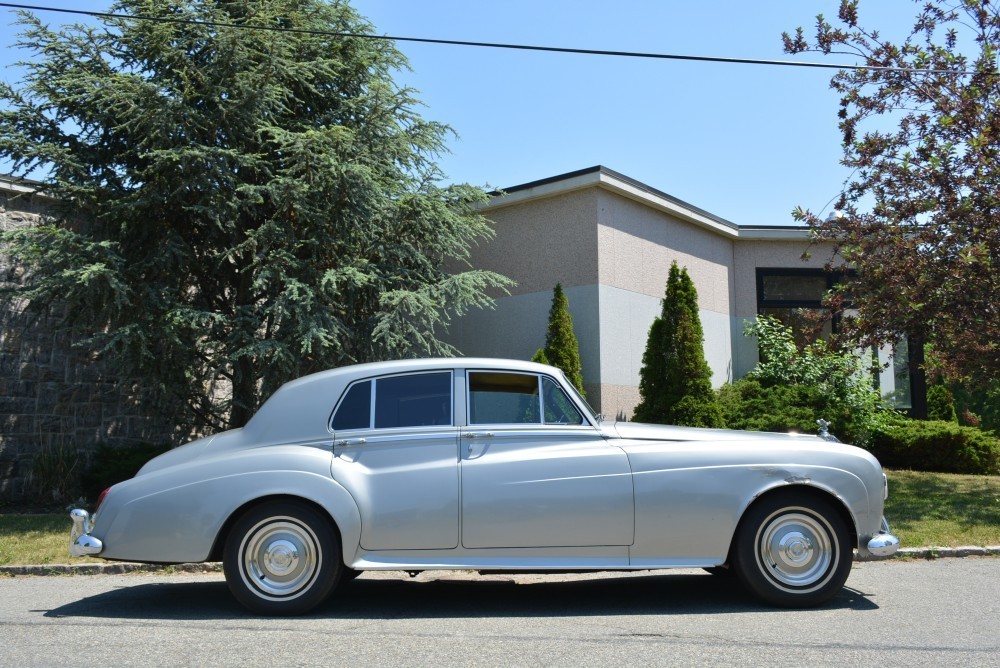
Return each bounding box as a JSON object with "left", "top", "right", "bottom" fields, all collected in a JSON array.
[{"left": 1, "top": 1, "right": 924, "bottom": 227}]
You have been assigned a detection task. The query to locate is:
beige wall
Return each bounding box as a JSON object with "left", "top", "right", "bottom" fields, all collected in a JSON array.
[
  {"left": 595, "top": 189, "right": 735, "bottom": 315},
  {"left": 477, "top": 189, "right": 600, "bottom": 296}
]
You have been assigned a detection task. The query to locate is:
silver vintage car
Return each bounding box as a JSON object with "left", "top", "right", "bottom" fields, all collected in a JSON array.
[{"left": 70, "top": 358, "right": 899, "bottom": 614}]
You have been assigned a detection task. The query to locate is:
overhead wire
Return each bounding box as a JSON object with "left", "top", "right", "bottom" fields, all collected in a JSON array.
[{"left": 0, "top": 0, "right": 980, "bottom": 75}]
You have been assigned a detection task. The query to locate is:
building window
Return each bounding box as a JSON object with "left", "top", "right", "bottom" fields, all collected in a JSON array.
[{"left": 755, "top": 268, "right": 841, "bottom": 347}]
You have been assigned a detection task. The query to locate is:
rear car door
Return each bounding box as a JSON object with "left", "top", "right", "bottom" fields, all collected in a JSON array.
[{"left": 331, "top": 371, "right": 459, "bottom": 551}]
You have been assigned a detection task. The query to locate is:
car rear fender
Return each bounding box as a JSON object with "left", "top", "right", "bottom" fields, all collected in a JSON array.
[{"left": 97, "top": 470, "right": 362, "bottom": 565}]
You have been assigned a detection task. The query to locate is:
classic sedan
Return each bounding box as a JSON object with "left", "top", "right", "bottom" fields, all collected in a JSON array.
[{"left": 70, "top": 358, "right": 899, "bottom": 614}]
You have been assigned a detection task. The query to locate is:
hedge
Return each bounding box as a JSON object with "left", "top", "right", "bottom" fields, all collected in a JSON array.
[{"left": 869, "top": 420, "right": 1000, "bottom": 475}]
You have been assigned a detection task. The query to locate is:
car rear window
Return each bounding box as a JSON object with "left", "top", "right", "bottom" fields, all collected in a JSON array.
[{"left": 374, "top": 372, "right": 453, "bottom": 429}]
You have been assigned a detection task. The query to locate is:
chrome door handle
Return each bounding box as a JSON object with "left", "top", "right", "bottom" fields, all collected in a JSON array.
[
  {"left": 334, "top": 438, "right": 367, "bottom": 447},
  {"left": 463, "top": 432, "right": 494, "bottom": 439}
]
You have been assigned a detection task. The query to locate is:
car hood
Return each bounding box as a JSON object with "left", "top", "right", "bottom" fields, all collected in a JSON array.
[{"left": 609, "top": 421, "right": 829, "bottom": 444}]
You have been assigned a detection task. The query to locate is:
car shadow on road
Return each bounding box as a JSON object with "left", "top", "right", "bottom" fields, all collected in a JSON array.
[{"left": 43, "top": 570, "right": 879, "bottom": 621}]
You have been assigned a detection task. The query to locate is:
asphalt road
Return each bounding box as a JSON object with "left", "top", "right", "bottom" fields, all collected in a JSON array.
[{"left": 1, "top": 559, "right": 998, "bottom": 667}]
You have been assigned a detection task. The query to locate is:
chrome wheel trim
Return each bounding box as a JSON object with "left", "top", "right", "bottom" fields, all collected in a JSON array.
[
  {"left": 755, "top": 507, "right": 837, "bottom": 592},
  {"left": 239, "top": 516, "right": 322, "bottom": 601}
]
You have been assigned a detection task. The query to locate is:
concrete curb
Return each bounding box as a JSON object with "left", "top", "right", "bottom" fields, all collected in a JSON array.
[
  {"left": 3, "top": 547, "right": 999, "bottom": 576},
  {"left": 0, "top": 562, "right": 223, "bottom": 576}
]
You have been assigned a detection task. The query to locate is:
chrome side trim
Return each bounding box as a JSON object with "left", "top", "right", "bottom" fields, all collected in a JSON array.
[{"left": 69, "top": 509, "right": 104, "bottom": 557}]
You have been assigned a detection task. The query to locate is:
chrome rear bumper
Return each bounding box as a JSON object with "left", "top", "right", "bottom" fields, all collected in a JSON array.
[{"left": 69, "top": 509, "right": 104, "bottom": 557}]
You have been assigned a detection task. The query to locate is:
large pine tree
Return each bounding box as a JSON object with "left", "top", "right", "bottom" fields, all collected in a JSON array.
[
  {"left": 633, "top": 262, "right": 721, "bottom": 426},
  {"left": 0, "top": 0, "right": 511, "bottom": 431}
]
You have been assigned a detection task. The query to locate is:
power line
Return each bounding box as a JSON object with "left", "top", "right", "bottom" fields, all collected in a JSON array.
[{"left": 0, "top": 1, "right": 978, "bottom": 75}]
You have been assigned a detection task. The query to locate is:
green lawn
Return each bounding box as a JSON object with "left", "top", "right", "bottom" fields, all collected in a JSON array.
[
  {"left": 883, "top": 470, "right": 1000, "bottom": 548},
  {"left": 1, "top": 470, "right": 997, "bottom": 566}
]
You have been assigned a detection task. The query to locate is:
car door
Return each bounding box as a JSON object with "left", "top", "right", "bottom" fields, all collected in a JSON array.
[
  {"left": 460, "top": 371, "right": 634, "bottom": 549},
  {"left": 331, "top": 371, "right": 460, "bottom": 551}
]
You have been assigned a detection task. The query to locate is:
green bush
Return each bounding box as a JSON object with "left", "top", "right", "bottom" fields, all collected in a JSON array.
[
  {"left": 717, "top": 379, "right": 869, "bottom": 443},
  {"left": 869, "top": 421, "right": 1000, "bottom": 475},
  {"left": 80, "top": 443, "right": 172, "bottom": 503},
  {"left": 927, "top": 384, "right": 958, "bottom": 423},
  {"left": 740, "top": 316, "right": 894, "bottom": 445}
]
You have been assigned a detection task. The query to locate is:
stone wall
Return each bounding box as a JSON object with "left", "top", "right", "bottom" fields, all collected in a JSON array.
[{"left": 1, "top": 187, "right": 175, "bottom": 501}]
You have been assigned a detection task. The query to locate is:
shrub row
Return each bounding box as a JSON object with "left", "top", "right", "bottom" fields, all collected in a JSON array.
[
  {"left": 868, "top": 421, "right": 1000, "bottom": 475},
  {"left": 715, "top": 379, "right": 1000, "bottom": 475}
]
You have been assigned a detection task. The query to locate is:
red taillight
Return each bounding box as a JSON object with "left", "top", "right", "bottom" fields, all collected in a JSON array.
[{"left": 95, "top": 487, "right": 110, "bottom": 512}]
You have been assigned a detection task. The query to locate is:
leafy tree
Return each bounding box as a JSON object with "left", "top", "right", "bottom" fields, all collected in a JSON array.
[
  {"left": 783, "top": 0, "right": 999, "bottom": 384},
  {"left": 634, "top": 262, "right": 721, "bottom": 427},
  {"left": 0, "top": 0, "right": 510, "bottom": 431},
  {"left": 540, "top": 283, "right": 585, "bottom": 396}
]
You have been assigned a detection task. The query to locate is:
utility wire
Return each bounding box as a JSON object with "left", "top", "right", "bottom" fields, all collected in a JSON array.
[{"left": 0, "top": 1, "right": 979, "bottom": 75}]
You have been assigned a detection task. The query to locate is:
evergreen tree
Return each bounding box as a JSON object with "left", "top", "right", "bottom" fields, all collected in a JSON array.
[
  {"left": 634, "top": 262, "right": 721, "bottom": 426},
  {"left": 542, "top": 283, "right": 585, "bottom": 396},
  {"left": 531, "top": 348, "right": 549, "bottom": 365},
  {"left": 0, "top": 0, "right": 511, "bottom": 431}
]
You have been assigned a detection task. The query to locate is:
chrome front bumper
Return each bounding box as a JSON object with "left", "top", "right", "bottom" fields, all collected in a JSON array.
[
  {"left": 864, "top": 516, "right": 900, "bottom": 558},
  {"left": 69, "top": 509, "right": 104, "bottom": 557}
]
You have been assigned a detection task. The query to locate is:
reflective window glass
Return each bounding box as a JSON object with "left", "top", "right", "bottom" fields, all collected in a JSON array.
[
  {"left": 331, "top": 380, "right": 371, "bottom": 431},
  {"left": 542, "top": 377, "right": 584, "bottom": 425},
  {"left": 374, "top": 373, "right": 452, "bottom": 429},
  {"left": 469, "top": 372, "right": 541, "bottom": 425}
]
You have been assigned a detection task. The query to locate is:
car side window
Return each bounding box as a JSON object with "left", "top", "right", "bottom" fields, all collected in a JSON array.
[
  {"left": 468, "top": 372, "right": 541, "bottom": 425},
  {"left": 331, "top": 380, "right": 372, "bottom": 430},
  {"left": 542, "top": 377, "right": 585, "bottom": 425},
  {"left": 374, "top": 372, "right": 453, "bottom": 429}
]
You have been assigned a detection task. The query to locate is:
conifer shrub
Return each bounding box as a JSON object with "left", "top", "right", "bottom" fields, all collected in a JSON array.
[
  {"left": 869, "top": 421, "right": 1000, "bottom": 475},
  {"left": 540, "top": 284, "right": 585, "bottom": 397},
  {"left": 633, "top": 262, "right": 721, "bottom": 427}
]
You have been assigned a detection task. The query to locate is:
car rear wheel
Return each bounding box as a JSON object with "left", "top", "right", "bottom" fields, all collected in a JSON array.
[
  {"left": 223, "top": 501, "right": 341, "bottom": 615},
  {"left": 732, "top": 493, "right": 852, "bottom": 607}
]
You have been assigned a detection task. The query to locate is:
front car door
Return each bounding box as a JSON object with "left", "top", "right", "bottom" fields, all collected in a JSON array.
[{"left": 460, "top": 371, "right": 634, "bottom": 548}]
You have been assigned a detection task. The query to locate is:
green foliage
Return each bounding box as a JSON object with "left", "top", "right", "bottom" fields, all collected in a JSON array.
[
  {"left": 717, "top": 379, "right": 875, "bottom": 444},
  {"left": 742, "top": 315, "right": 892, "bottom": 444},
  {"left": 869, "top": 421, "right": 1000, "bottom": 476},
  {"left": 531, "top": 348, "right": 549, "bottom": 365},
  {"left": 26, "top": 444, "right": 82, "bottom": 505},
  {"left": 634, "top": 262, "right": 721, "bottom": 427},
  {"left": 927, "top": 383, "right": 958, "bottom": 423},
  {"left": 541, "top": 284, "right": 585, "bottom": 396},
  {"left": 0, "top": 0, "right": 511, "bottom": 432},
  {"left": 953, "top": 379, "right": 1000, "bottom": 433},
  {"left": 79, "top": 443, "right": 172, "bottom": 503}
]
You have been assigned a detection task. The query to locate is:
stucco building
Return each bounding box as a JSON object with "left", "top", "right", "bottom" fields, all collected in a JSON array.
[{"left": 444, "top": 166, "right": 911, "bottom": 419}]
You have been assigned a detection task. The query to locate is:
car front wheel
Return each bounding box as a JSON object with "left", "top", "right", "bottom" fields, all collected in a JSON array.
[
  {"left": 223, "top": 501, "right": 341, "bottom": 615},
  {"left": 732, "top": 493, "right": 852, "bottom": 607}
]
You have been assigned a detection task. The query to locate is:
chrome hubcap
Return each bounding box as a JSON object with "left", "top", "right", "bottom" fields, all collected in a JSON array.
[
  {"left": 757, "top": 510, "right": 835, "bottom": 588},
  {"left": 241, "top": 518, "right": 320, "bottom": 599}
]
